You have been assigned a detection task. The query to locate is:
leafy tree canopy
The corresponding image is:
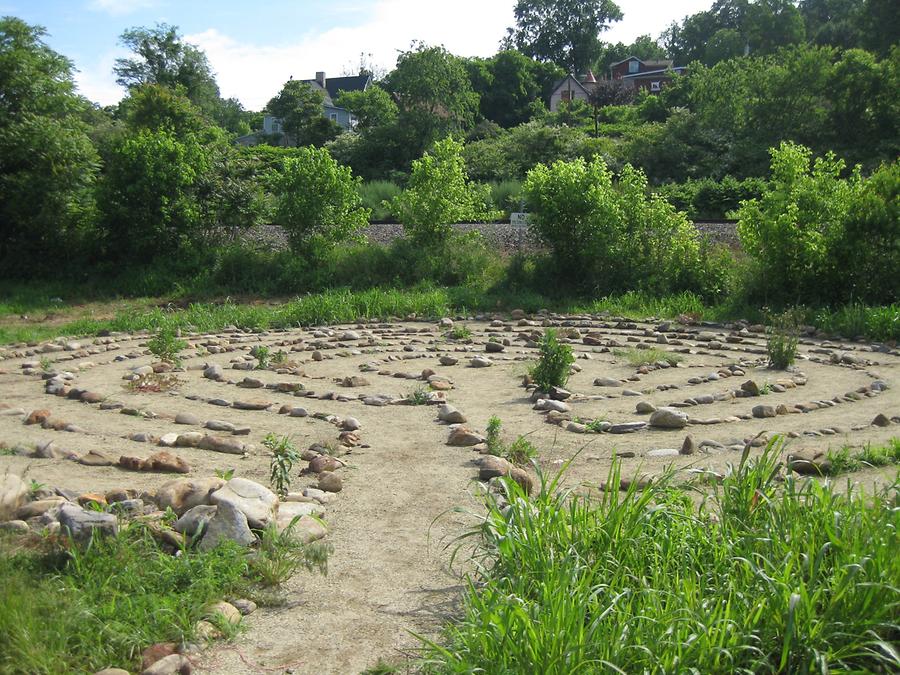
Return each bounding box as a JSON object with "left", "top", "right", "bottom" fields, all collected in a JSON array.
[
  {"left": 505, "top": 0, "right": 623, "bottom": 73},
  {"left": 266, "top": 78, "right": 341, "bottom": 147}
]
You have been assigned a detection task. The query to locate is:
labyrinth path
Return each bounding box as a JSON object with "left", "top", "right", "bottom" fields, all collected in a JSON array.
[{"left": 1, "top": 312, "right": 898, "bottom": 673}]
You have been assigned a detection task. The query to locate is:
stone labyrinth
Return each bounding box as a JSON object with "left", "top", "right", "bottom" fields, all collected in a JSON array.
[{"left": 1, "top": 311, "right": 898, "bottom": 672}]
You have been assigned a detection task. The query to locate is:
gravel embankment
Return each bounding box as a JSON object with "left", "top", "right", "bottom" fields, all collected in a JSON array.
[{"left": 240, "top": 221, "right": 739, "bottom": 253}]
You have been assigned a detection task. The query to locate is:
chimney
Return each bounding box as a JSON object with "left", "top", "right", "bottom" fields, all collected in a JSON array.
[{"left": 315, "top": 71, "right": 326, "bottom": 87}]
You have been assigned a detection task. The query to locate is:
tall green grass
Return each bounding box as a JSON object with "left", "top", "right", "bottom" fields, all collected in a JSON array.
[
  {"left": 424, "top": 442, "right": 900, "bottom": 673},
  {"left": 358, "top": 180, "right": 401, "bottom": 221}
]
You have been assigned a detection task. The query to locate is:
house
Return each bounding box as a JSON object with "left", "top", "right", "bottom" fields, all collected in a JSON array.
[
  {"left": 609, "top": 57, "right": 687, "bottom": 93},
  {"left": 549, "top": 71, "right": 596, "bottom": 112},
  {"left": 237, "top": 71, "right": 371, "bottom": 146}
]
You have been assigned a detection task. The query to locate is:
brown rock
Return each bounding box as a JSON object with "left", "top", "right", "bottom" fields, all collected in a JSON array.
[
  {"left": 78, "top": 450, "right": 113, "bottom": 466},
  {"left": 198, "top": 435, "right": 245, "bottom": 455},
  {"left": 154, "top": 477, "right": 224, "bottom": 515},
  {"left": 787, "top": 449, "right": 831, "bottom": 476},
  {"left": 478, "top": 455, "right": 511, "bottom": 480},
  {"left": 141, "top": 642, "right": 178, "bottom": 671},
  {"left": 141, "top": 652, "right": 191, "bottom": 675},
  {"left": 307, "top": 455, "right": 342, "bottom": 474},
  {"left": 508, "top": 466, "right": 534, "bottom": 495},
  {"left": 447, "top": 426, "right": 486, "bottom": 447},
  {"left": 872, "top": 413, "right": 891, "bottom": 427},
  {"left": 318, "top": 472, "right": 343, "bottom": 493},
  {"left": 24, "top": 409, "right": 51, "bottom": 425},
  {"left": 680, "top": 435, "right": 696, "bottom": 456},
  {"left": 77, "top": 493, "right": 107, "bottom": 508}
]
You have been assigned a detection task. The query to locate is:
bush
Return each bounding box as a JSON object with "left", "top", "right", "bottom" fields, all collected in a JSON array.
[
  {"left": 529, "top": 329, "right": 574, "bottom": 391},
  {"left": 272, "top": 146, "right": 370, "bottom": 255},
  {"left": 488, "top": 180, "right": 524, "bottom": 216},
  {"left": 147, "top": 326, "right": 186, "bottom": 366},
  {"left": 736, "top": 142, "right": 861, "bottom": 302},
  {"left": 524, "top": 157, "right": 705, "bottom": 295},
  {"left": 766, "top": 309, "right": 801, "bottom": 369},
  {"left": 390, "top": 137, "right": 500, "bottom": 246},
  {"left": 655, "top": 176, "right": 766, "bottom": 220},
  {"left": 827, "top": 160, "right": 899, "bottom": 304}
]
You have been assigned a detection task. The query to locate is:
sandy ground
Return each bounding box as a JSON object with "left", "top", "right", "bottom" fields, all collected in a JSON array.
[{"left": 1, "top": 314, "right": 898, "bottom": 674}]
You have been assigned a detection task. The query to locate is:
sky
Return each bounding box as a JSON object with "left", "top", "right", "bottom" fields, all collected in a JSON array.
[{"left": 4, "top": 0, "right": 713, "bottom": 110}]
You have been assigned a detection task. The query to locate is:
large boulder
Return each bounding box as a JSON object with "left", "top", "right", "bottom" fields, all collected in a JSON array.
[
  {"left": 58, "top": 503, "right": 118, "bottom": 543},
  {"left": 649, "top": 407, "right": 689, "bottom": 429},
  {"left": 198, "top": 501, "right": 254, "bottom": 550},
  {"left": 0, "top": 474, "right": 27, "bottom": 521},
  {"left": 155, "top": 477, "right": 224, "bottom": 515},
  {"left": 209, "top": 478, "right": 277, "bottom": 529},
  {"left": 173, "top": 504, "right": 218, "bottom": 538}
]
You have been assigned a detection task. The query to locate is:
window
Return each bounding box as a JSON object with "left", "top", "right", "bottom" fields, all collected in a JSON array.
[
  {"left": 330, "top": 113, "right": 338, "bottom": 121},
  {"left": 561, "top": 90, "right": 571, "bottom": 101},
  {"left": 628, "top": 60, "right": 639, "bottom": 74},
  {"left": 650, "top": 81, "right": 661, "bottom": 92}
]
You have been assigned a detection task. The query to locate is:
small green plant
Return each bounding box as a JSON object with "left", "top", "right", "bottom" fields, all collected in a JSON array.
[
  {"left": 28, "top": 479, "right": 45, "bottom": 496},
  {"left": 827, "top": 439, "right": 900, "bottom": 475},
  {"left": 506, "top": 436, "right": 537, "bottom": 467},
  {"left": 766, "top": 308, "right": 801, "bottom": 369},
  {"left": 263, "top": 433, "right": 299, "bottom": 498},
  {"left": 214, "top": 468, "right": 235, "bottom": 481},
  {"left": 448, "top": 325, "right": 472, "bottom": 341},
  {"left": 271, "top": 349, "right": 289, "bottom": 365},
  {"left": 161, "top": 506, "right": 177, "bottom": 527},
  {"left": 529, "top": 329, "right": 574, "bottom": 391},
  {"left": 575, "top": 417, "right": 607, "bottom": 433},
  {"left": 486, "top": 415, "right": 503, "bottom": 456},
  {"left": 251, "top": 345, "right": 270, "bottom": 370},
  {"left": 39, "top": 356, "right": 52, "bottom": 372},
  {"left": 407, "top": 386, "right": 430, "bottom": 405},
  {"left": 249, "top": 520, "right": 331, "bottom": 587},
  {"left": 146, "top": 326, "right": 186, "bottom": 367}
]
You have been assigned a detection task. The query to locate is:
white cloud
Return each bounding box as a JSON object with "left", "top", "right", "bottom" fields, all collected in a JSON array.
[
  {"left": 72, "top": 49, "right": 128, "bottom": 106},
  {"left": 88, "top": 0, "right": 159, "bottom": 16},
  {"left": 75, "top": 0, "right": 715, "bottom": 109},
  {"left": 187, "top": 0, "right": 514, "bottom": 110}
]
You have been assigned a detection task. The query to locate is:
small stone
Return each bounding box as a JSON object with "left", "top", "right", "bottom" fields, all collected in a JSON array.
[
  {"left": 635, "top": 401, "right": 656, "bottom": 414},
  {"left": 646, "top": 448, "right": 679, "bottom": 457},
  {"left": 203, "top": 364, "right": 224, "bottom": 381},
  {"left": 533, "top": 399, "right": 570, "bottom": 413},
  {"left": 872, "top": 413, "right": 891, "bottom": 427},
  {"left": 141, "top": 652, "right": 192, "bottom": 675},
  {"left": 155, "top": 478, "right": 224, "bottom": 515},
  {"left": 680, "top": 436, "right": 696, "bottom": 455},
  {"left": 318, "top": 472, "right": 343, "bottom": 493},
  {"left": 1, "top": 474, "right": 28, "bottom": 520},
  {"left": 231, "top": 598, "right": 257, "bottom": 615},
  {"left": 205, "top": 600, "right": 241, "bottom": 626},
  {"left": 741, "top": 380, "right": 760, "bottom": 396},
  {"left": 608, "top": 422, "right": 647, "bottom": 434},
  {"left": 341, "top": 417, "right": 361, "bottom": 431},
  {"left": 447, "top": 426, "right": 486, "bottom": 447},
  {"left": 787, "top": 449, "right": 831, "bottom": 476},
  {"left": 175, "top": 413, "right": 200, "bottom": 425},
  {"left": 173, "top": 505, "right": 218, "bottom": 538},
  {"left": 439, "top": 356, "right": 458, "bottom": 366},
  {"left": 141, "top": 643, "right": 178, "bottom": 672},
  {"left": 289, "top": 407, "right": 308, "bottom": 417},
  {"left": 594, "top": 377, "right": 622, "bottom": 387},
  {"left": 24, "top": 409, "right": 51, "bottom": 425},
  {"left": 232, "top": 400, "right": 272, "bottom": 411},
  {"left": 159, "top": 433, "right": 180, "bottom": 447},
  {"left": 649, "top": 407, "right": 689, "bottom": 429},
  {"left": 470, "top": 356, "right": 493, "bottom": 368},
  {"left": 198, "top": 435, "right": 245, "bottom": 455},
  {"left": 437, "top": 404, "right": 466, "bottom": 424},
  {"left": 752, "top": 405, "right": 777, "bottom": 419}
]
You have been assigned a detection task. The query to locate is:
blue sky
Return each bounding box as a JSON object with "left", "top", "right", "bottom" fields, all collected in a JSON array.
[{"left": 4, "top": 1, "right": 712, "bottom": 110}]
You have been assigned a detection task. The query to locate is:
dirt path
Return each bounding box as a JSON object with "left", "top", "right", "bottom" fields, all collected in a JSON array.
[{"left": 1, "top": 315, "right": 898, "bottom": 674}]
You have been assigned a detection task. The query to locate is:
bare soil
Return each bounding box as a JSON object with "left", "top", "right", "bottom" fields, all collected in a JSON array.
[{"left": 1, "top": 314, "right": 897, "bottom": 674}]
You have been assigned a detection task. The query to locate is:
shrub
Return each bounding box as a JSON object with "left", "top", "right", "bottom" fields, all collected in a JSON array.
[
  {"left": 529, "top": 329, "right": 574, "bottom": 391},
  {"left": 147, "top": 326, "right": 186, "bottom": 366},
  {"left": 251, "top": 345, "right": 269, "bottom": 369},
  {"left": 486, "top": 415, "right": 503, "bottom": 456},
  {"left": 488, "top": 180, "right": 524, "bottom": 216},
  {"left": 655, "top": 176, "right": 767, "bottom": 220},
  {"left": 736, "top": 142, "right": 861, "bottom": 302},
  {"left": 766, "top": 308, "right": 801, "bottom": 369},
  {"left": 390, "top": 137, "right": 501, "bottom": 246},
  {"left": 524, "top": 157, "right": 704, "bottom": 295},
  {"left": 272, "top": 146, "right": 370, "bottom": 255},
  {"left": 827, "top": 160, "right": 899, "bottom": 304}
]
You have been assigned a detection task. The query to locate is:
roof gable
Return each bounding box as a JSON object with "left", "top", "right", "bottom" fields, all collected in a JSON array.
[{"left": 551, "top": 74, "right": 591, "bottom": 97}]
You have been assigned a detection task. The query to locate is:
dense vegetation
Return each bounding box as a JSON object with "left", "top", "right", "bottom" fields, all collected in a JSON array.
[
  {"left": 0, "top": 3, "right": 897, "bottom": 335},
  {"left": 424, "top": 443, "right": 900, "bottom": 673}
]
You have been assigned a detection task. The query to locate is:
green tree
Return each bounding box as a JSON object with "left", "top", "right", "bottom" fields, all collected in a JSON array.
[
  {"left": 266, "top": 79, "right": 341, "bottom": 147},
  {"left": 465, "top": 51, "right": 563, "bottom": 128},
  {"left": 336, "top": 85, "right": 398, "bottom": 131},
  {"left": 98, "top": 128, "right": 209, "bottom": 261},
  {"left": 506, "top": 0, "right": 623, "bottom": 73},
  {"left": 114, "top": 23, "right": 220, "bottom": 112},
  {"left": 391, "top": 137, "right": 500, "bottom": 245},
  {"left": 594, "top": 35, "right": 668, "bottom": 75},
  {"left": 0, "top": 17, "right": 99, "bottom": 273},
  {"left": 272, "top": 146, "right": 370, "bottom": 254},
  {"left": 384, "top": 43, "right": 479, "bottom": 150}
]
